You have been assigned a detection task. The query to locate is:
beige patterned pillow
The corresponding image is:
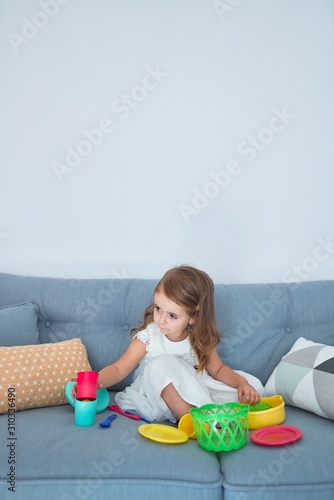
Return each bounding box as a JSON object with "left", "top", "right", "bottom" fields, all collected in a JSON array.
[{"left": 0, "top": 338, "right": 92, "bottom": 414}]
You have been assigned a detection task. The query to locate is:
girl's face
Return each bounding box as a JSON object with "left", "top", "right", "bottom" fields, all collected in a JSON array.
[{"left": 153, "top": 291, "right": 193, "bottom": 342}]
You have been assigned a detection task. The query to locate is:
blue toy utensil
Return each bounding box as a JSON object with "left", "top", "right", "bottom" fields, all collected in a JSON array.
[
  {"left": 125, "top": 410, "right": 152, "bottom": 424},
  {"left": 99, "top": 414, "right": 117, "bottom": 428}
]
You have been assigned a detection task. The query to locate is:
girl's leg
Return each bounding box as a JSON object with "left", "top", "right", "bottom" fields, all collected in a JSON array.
[
  {"left": 161, "top": 383, "right": 194, "bottom": 420},
  {"left": 142, "top": 356, "right": 212, "bottom": 422}
]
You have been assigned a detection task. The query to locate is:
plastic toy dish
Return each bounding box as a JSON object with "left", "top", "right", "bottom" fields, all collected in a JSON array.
[
  {"left": 65, "top": 381, "right": 110, "bottom": 414},
  {"left": 246, "top": 395, "right": 285, "bottom": 429},
  {"left": 250, "top": 425, "right": 302, "bottom": 446},
  {"left": 138, "top": 424, "right": 188, "bottom": 444},
  {"left": 178, "top": 413, "right": 197, "bottom": 439}
]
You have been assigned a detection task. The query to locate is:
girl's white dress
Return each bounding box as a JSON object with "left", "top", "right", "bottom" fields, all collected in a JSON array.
[{"left": 115, "top": 322, "right": 264, "bottom": 422}]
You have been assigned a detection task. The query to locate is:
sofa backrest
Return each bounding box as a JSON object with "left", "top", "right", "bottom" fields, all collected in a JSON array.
[
  {"left": 214, "top": 280, "right": 334, "bottom": 384},
  {"left": 1, "top": 273, "right": 334, "bottom": 388}
]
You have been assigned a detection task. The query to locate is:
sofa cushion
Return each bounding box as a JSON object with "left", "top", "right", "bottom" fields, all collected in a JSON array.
[
  {"left": 265, "top": 337, "right": 334, "bottom": 420},
  {"left": 0, "top": 338, "right": 91, "bottom": 414},
  {"left": 0, "top": 401, "right": 223, "bottom": 500},
  {"left": 218, "top": 405, "right": 334, "bottom": 500},
  {"left": 0, "top": 302, "right": 40, "bottom": 346}
]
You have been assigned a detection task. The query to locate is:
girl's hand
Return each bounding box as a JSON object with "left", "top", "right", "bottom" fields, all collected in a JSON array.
[
  {"left": 71, "top": 380, "right": 103, "bottom": 400},
  {"left": 71, "top": 384, "right": 77, "bottom": 400},
  {"left": 71, "top": 378, "right": 77, "bottom": 400},
  {"left": 237, "top": 383, "right": 261, "bottom": 406}
]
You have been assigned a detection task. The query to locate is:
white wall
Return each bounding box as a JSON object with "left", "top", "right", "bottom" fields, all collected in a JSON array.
[{"left": 1, "top": 0, "right": 334, "bottom": 284}]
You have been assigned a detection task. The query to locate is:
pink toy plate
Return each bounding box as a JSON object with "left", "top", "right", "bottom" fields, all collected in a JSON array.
[{"left": 250, "top": 425, "right": 302, "bottom": 446}]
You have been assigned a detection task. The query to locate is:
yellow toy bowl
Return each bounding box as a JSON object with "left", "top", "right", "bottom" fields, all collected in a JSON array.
[
  {"left": 247, "top": 395, "right": 285, "bottom": 429},
  {"left": 178, "top": 413, "right": 197, "bottom": 440}
]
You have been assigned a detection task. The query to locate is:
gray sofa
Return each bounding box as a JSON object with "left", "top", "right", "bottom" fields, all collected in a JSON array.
[{"left": 0, "top": 272, "right": 333, "bottom": 500}]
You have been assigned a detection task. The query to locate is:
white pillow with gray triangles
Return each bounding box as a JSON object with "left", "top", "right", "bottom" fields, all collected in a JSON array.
[{"left": 265, "top": 337, "right": 334, "bottom": 420}]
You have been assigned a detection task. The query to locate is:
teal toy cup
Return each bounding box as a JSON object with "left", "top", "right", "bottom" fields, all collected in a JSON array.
[{"left": 74, "top": 398, "right": 97, "bottom": 427}]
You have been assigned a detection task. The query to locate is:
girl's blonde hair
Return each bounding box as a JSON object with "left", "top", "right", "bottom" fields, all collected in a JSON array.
[{"left": 131, "top": 265, "right": 221, "bottom": 372}]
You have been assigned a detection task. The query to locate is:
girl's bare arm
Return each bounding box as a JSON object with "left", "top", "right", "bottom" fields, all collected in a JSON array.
[
  {"left": 206, "top": 348, "right": 260, "bottom": 405},
  {"left": 98, "top": 338, "right": 146, "bottom": 388}
]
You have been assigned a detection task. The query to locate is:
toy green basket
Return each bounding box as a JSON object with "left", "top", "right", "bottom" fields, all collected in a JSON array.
[{"left": 190, "top": 403, "right": 250, "bottom": 452}]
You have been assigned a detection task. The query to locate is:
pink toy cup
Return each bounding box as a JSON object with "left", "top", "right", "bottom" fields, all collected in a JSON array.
[{"left": 76, "top": 371, "right": 99, "bottom": 401}]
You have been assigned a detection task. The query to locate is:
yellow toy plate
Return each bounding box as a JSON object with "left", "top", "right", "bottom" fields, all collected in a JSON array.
[{"left": 138, "top": 424, "right": 188, "bottom": 444}]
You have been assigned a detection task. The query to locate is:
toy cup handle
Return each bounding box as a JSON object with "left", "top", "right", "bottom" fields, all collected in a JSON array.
[{"left": 65, "top": 381, "right": 76, "bottom": 406}]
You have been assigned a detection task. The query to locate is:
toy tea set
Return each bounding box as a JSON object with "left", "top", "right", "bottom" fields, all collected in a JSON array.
[
  {"left": 179, "top": 395, "right": 302, "bottom": 451},
  {"left": 66, "top": 371, "right": 103, "bottom": 426},
  {"left": 66, "top": 374, "right": 301, "bottom": 451},
  {"left": 65, "top": 371, "right": 151, "bottom": 427}
]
